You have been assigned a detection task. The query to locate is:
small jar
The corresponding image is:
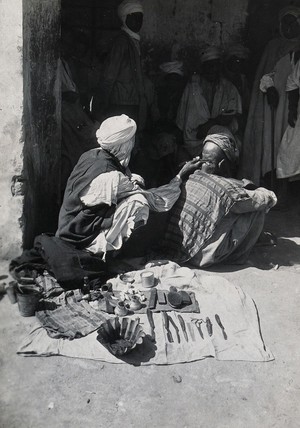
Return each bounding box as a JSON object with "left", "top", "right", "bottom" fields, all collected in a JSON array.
[
  {"left": 5, "top": 282, "right": 17, "bottom": 304},
  {"left": 114, "top": 301, "right": 129, "bottom": 317}
]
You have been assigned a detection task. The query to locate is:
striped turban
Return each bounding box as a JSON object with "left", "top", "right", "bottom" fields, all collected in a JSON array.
[{"left": 204, "top": 126, "right": 239, "bottom": 164}]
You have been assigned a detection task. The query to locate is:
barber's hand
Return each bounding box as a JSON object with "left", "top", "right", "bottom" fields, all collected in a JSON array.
[
  {"left": 177, "top": 157, "right": 203, "bottom": 179},
  {"left": 288, "top": 108, "right": 298, "bottom": 127},
  {"left": 130, "top": 173, "right": 145, "bottom": 188},
  {"left": 266, "top": 86, "right": 279, "bottom": 109}
]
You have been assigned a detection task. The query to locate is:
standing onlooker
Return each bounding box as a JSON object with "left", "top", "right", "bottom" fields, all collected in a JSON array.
[
  {"left": 60, "top": 30, "right": 99, "bottom": 196},
  {"left": 239, "top": 6, "right": 300, "bottom": 185},
  {"left": 223, "top": 44, "right": 251, "bottom": 132},
  {"left": 276, "top": 51, "right": 300, "bottom": 205},
  {"left": 92, "top": 0, "right": 145, "bottom": 128}
]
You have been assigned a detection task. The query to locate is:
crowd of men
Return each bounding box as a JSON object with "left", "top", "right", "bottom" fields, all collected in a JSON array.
[{"left": 56, "top": 1, "right": 300, "bottom": 270}]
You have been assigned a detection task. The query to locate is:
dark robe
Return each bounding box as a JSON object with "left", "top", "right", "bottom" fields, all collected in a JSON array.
[{"left": 56, "top": 149, "right": 125, "bottom": 248}]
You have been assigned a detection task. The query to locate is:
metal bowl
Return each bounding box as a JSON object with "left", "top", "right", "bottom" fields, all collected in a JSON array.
[{"left": 97, "top": 317, "right": 145, "bottom": 357}]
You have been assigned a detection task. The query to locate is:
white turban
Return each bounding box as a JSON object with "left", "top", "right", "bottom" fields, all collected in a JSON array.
[
  {"left": 279, "top": 6, "right": 300, "bottom": 21},
  {"left": 96, "top": 115, "right": 137, "bottom": 166},
  {"left": 201, "top": 46, "right": 223, "bottom": 63},
  {"left": 159, "top": 61, "right": 184, "bottom": 76},
  {"left": 279, "top": 6, "right": 300, "bottom": 40},
  {"left": 118, "top": 0, "right": 144, "bottom": 24},
  {"left": 96, "top": 114, "right": 137, "bottom": 148}
]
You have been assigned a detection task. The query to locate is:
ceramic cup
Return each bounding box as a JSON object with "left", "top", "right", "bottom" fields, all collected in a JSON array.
[
  {"left": 114, "top": 301, "right": 130, "bottom": 317},
  {"left": 128, "top": 295, "right": 142, "bottom": 311},
  {"left": 140, "top": 271, "right": 155, "bottom": 288}
]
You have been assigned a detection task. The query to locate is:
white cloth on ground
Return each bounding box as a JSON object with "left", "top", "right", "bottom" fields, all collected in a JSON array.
[{"left": 17, "top": 262, "right": 274, "bottom": 364}]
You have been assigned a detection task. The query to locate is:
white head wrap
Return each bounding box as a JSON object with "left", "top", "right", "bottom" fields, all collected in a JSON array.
[
  {"left": 118, "top": 0, "right": 144, "bottom": 24},
  {"left": 159, "top": 61, "right": 184, "bottom": 76},
  {"left": 201, "top": 46, "right": 222, "bottom": 64},
  {"left": 97, "top": 114, "right": 136, "bottom": 148},
  {"left": 279, "top": 6, "right": 300, "bottom": 40},
  {"left": 96, "top": 115, "right": 137, "bottom": 166},
  {"left": 279, "top": 6, "right": 300, "bottom": 21}
]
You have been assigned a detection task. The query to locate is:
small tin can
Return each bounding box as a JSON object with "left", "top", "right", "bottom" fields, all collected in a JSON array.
[{"left": 140, "top": 271, "right": 155, "bottom": 288}]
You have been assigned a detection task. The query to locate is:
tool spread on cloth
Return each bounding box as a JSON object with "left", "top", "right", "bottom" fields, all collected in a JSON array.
[
  {"left": 162, "top": 312, "right": 174, "bottom": 343},
  {"left": 177, "top": 315, "right": 188, "bottom": 342},
  {"left": 146, "top": 308, "right": 155, "bottom": 342},
  {"left": 191, "top": 319, "right": 204, "bottom": 339},
  {"left": 168, "top": 315, "right": 181, "bottom": 343},
  {"left": 187, "top": 322, "right": 196, "bottom": 341},
  {"left": 148, "top": 288, "right": 157, "bottom": 309},
  {"left": 157, "top": 290, "right": 167, "bottom": 305},
  {"left": 18, "top": 267, "right": 275, "bottom": 364},
  {"left": 206, "top": 317, "right": 213, "bottom": 337},
  {"left": 215, "top": 314, "right": 227, "bottom": 340}
]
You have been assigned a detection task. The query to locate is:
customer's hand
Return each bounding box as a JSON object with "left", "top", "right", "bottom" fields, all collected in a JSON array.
[{"left": 177, "top": 157, "right": 203, "bottom": 179}]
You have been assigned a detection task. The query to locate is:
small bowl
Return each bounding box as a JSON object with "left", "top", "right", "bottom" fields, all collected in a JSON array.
[
  {"left": 97, "top": 317, "right": 145, "bottom": 357},
  {"left": 119, "top": 273, "right": 135, "bottom": 284}
]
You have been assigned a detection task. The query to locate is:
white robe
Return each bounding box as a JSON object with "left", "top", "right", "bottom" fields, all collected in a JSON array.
[
  {"left": 277, "top": 59, "right": 300, "bottom": 179},
  {"left": 176, "top": 74, "right": 242, "bottom": 157}
]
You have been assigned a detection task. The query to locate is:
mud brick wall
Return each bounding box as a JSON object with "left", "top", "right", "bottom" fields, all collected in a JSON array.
[{"left": 0, "top": 0, "right": 24, "bottom": 258}]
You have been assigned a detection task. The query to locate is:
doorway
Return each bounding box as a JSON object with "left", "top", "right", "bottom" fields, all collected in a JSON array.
[{"left": 22, "top": 0, "right": 121, "bottom": 248}]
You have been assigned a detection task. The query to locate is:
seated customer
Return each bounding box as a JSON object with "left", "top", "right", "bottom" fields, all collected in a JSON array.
[
  {"left": 56, "top": 114, "right": 201, "bottom": 260},
  {"left": 162, "top": 128, "right": 277, "bottom": 267}
]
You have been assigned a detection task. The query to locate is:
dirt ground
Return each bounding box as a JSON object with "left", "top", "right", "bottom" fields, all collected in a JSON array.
[{"left": 1, "top": 205, "right": 300, "bottom": 428}]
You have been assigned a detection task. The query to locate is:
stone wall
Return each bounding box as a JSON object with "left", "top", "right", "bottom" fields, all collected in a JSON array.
[
  {"left": 141, "top": 0, "right": 249, "bottom": 70},
  {"left": 0, "top": 0, "right": 24, "bottom": 259}
]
